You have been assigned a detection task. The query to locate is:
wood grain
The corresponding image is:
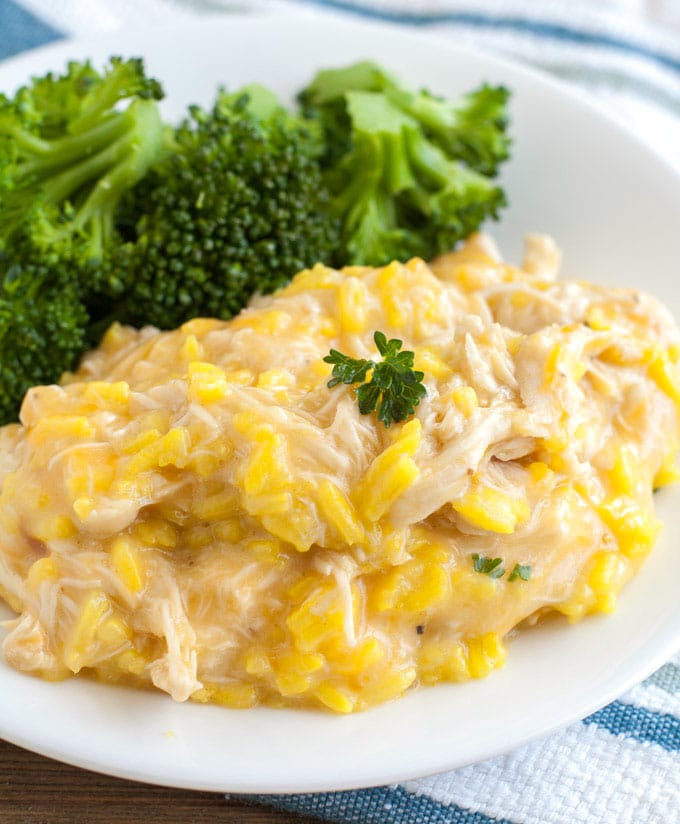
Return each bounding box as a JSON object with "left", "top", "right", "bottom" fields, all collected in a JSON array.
[{"left": 0, "top": 738, "right": 322, "bottom": 824}]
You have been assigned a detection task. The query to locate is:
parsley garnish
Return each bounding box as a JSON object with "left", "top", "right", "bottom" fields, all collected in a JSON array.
[
  {"left": 471, "top": 555, "right": 531, "bottom": 582},
  {"left": 508, "top": 563, "right": 532, "bottom": 582},
  {"left": 472, "top": 553, "right": 505, "bottom": 579},
  {"left": 324, "top": 331, "right": 427, "bottom": 427}
]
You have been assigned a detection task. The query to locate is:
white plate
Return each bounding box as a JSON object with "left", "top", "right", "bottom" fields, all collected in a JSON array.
[{"left": 1, "top": 12, "right": 680, "bottom": 794}]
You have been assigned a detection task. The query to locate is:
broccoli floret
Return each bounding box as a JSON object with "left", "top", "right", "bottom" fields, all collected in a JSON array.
[
  {"left": 299, "top": 62, "right": 392, "bottom": 167},
  {"left": 394, "top": 82, "right": 510, "bottom": 177},
  {"left": 0, "top": 261, "right": 88, "bottom": 425},
  {"left": 118, "top": 86, "right": 340, "bottom": 330},
  {"left": 301, "top": 61, "right": 510, "bottom": 175},
  {"left": 0, "top": 56, "right": 164, "bottom": 297},
  {"left": 0, "top": 57, "right": 165, "bottom": 422},
  {"left": 299, "top": 61, "right": 510, "bottom": 264}
]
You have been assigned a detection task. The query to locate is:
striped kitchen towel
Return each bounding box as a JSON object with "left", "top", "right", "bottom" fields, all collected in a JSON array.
[{"left": 2, "top": 1, "right": 680, "bottom": 822}]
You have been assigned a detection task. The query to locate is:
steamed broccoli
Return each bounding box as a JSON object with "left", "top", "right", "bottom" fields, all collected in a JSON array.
[
  {"left": 0, "top": 57, "right": 164, "bottom": 300},
  {"left": 116, "top": 84, "right": 340, "bottom": 329},
  {"left": 0, "top": 264, "right": 88, "bottom": 425},
  {"left": 0, "top": 57, "right": 165, "bottom": 423},
  {"left": 299, "top": 61, "right": 510, "bottom": 264}
]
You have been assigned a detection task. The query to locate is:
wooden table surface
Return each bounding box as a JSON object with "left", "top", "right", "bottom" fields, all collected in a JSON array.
[{"left": 0, "top": 737, "right": 323, "bottom": 824}]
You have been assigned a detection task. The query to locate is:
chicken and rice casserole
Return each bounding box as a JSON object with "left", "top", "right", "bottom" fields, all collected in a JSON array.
[{"left": 0, "top": 233, "right": 678, "bottom": 712}]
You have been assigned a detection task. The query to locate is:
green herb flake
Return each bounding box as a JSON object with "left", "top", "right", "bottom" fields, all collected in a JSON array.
[
  {"left": 471, "top": 553, "right": 505, "bottom": 579},
  {"left": 324, "top": 331, "right": 426, "bottom": 427},
  {"left": 508, "top": 563, "right": 532, "bottom": 582}
]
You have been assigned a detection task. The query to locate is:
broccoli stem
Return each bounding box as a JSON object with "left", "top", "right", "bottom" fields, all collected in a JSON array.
[
  {"left": 70, "top": 101, "right": 164, "bottom": 225},
  {"left": 18, "top": 113, "right": 129, "bottom": 176},
  {"left": 6, "top": 127, "right": 53, "bottom": 156},
  {"left": 39, "top": 131, "right": 137, "bottom": 204},
  {"left": 70, "top": 81, "right": 135, "bottom": 134},
  {"left": 68, "top": 56, "right": 163, "bottom": 133},
  {"left": 392, "top": 90, "right": 457, "bottom": 136},
  {"left": 404, "top": 128, "right": 454, "bottom": 188},
  {"left": 11, "top": 100, "right": 163, "bottom": 255}
]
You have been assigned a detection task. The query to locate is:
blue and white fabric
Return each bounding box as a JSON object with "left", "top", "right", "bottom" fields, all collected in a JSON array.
[
  {"left": 2, "top": 1, "right": 680, "bottom": 822},
  {"left": 250, "top": 657, "right": 680, "bottom": 822}
]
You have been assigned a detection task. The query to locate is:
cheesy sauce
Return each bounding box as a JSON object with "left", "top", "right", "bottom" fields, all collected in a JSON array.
[{"left": 0, "top": 233, "right": 678, "bottom": 712}]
